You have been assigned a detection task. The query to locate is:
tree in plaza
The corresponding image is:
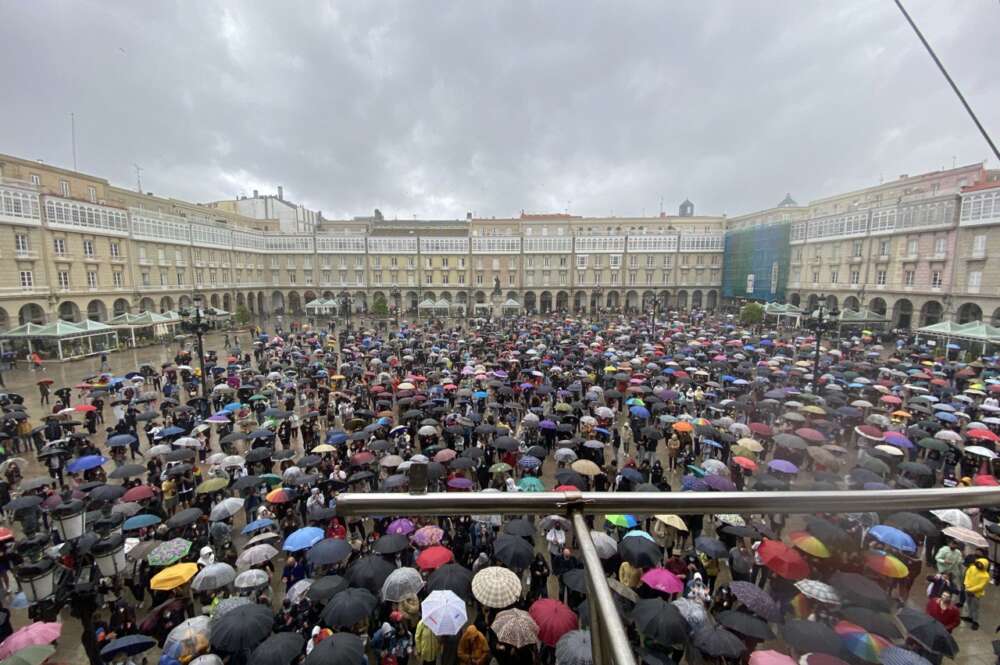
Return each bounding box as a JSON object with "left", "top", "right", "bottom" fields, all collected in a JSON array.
[
  {"left": 740, "top": 302, "right": 764, "bottom": 326},
  {"left": 372, "top": 293, "right": 389, "bottom": 317},
  {"left": 235, "top": 304, "right": 251, "bottom": 327}
]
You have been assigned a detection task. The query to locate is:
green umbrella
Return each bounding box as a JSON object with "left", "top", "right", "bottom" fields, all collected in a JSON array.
[
  {"left": 260, "top": 474, "right": 282, "bottom": 487},
  {"left": 490, "top": 463, "right": 513, "bottom": 474},
  {"left": 517, "top": 476, "right": 545, "bottom": 492},
  {"left": 197, "top": 477, "right": 229, "bottom": 495},
  {"left": 1, "top": 646, "right": 56, "bottom": 665},
  {"left": 147, "top": 537, "right": 192, "bottom": 566},
  {"left": 917, "top": 437, "right": 949, "bottom": 452}
]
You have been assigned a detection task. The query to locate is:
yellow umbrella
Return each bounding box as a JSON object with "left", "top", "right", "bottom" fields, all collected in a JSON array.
[
  {"left": 800, "top": 405, "right": 826, "bottom": 415},
  {"left": 570, "top": 459, "right": 602, "bottom": 477},
  {"left": 737, "top": 438, "right": 764, "bottom": 453},
  {"left": 310, "top": 444, "right": 336, "bottom": 454},
  {"left": 655, "top": 514, "right": 688, "bottom": 531},
  {"left": 150, "top": 562, "right": 198, "bottom": 591}
]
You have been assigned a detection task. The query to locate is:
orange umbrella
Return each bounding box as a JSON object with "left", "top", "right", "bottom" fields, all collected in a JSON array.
[
  {"left": 788, "top": 531, "right": 831, "bottom": 558},
  {"left": 672, "top": 422, "right": 693, "bottom": 433}
]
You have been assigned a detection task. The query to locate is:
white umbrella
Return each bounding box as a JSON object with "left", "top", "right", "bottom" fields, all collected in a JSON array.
[
  {"left": 222, "top": 455, "right": 246, "bottom": 468},
  {"left": 930, "top": 509, "right": 973, "bottom": 529},
  {"left": 209, "top": 497, "right": 244, "bottom": 522},
  {"left": 191, "top": 562, "right": 237, "bottom": 592},
  {"left": 964, "top": 445, "right": 998, "bottom": 459},
  {"left": 236, "top": 544, "right": 279, "bottom": 569},
  {"left": 147, "top": 444, "right": 172, "bottom": 456},
  {"left": 420, "top": 590, "right": 468, "bottom": 636},
  {"left": 234, "top": 568, "right": 269, "bottom": 589},
  {"left": 285, "top": 578, "right": 313, "bottom": 603},
  {"left": 589, "top": 531, "right": 618, "bottom": 559},
  {"left": 381, "top": 567, "right": 424, "bottom": 602},
  {"left": 174, "top": 437, "right": 203, "bottom": 449},
  {"left": 554, "top": 448, "right": 578, "bottom": 463},
  {"left": 942, "top": 525, "right": 988, "bottom": 548}
]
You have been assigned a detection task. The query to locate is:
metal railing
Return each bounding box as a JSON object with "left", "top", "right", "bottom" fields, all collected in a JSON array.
[{"left": 337, "top": 488, "right": 1000, "bottom": 665}]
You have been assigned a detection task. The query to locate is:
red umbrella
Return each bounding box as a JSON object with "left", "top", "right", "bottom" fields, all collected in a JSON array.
[
  {"left": 974, "top": 474, "right": 999, "bottom": 486},
  {"left": 528, "top": 598, "right": 578, "bottom": 647},
  {"left": 416, "top": 546, "right": 454, "bottom": 571},
  {"left": 749, "top": 423, "right": 773, "bottom": 437},
  {"left": 350, "top": 451, "right": 375, "bottom": 465},
  {"left": 122, "top": 485, "right": 156, "bottom": 502},
  {"left": 74, "top": 404, "right": 97, "bottom": 412},
  {"left": 967, "top": 429, "right": 1000, "bottom": 443},
  {"left": 794, "top": 428, "right": 825, "bottom": 444},
  {"left": 758, "top": 539, "right": 810, "bottom": 580}
]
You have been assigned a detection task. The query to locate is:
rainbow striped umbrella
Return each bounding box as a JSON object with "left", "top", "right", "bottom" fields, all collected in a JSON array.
[{"left": 834, "top": 621, "right": 891, "bottom": 663}]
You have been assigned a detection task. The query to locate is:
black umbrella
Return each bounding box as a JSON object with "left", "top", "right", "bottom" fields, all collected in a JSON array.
[
  {"left": 493, "top": 534, "right": 534, "bottom": 570},
  {"left": 716, "top": 609, "right": 773, "bottom": 641},
  {"left": 248, "top": 631, "right": 306, "bottom": 665},
  {"left": 210, "top": 603, "right": 274, "bottom": 653},
  {"left": 99, "top": 634, "right": 157, "bottom": 660},
  {"left": 108, "top": 464, "right": 146, "bottom": 480},
  {"left": 232, "top": 475, "right": 264, "bottom": 491},
  {"left": 554, "top": 469, "right": 587, "bottom": 489},
  {"left": 165, "top": 507, "right": 203, "bottom": 529},
  {"left": 804, "top": 516, "right": 855, "bottom": 550},
  {"left": 88, "top": 484, "right": 127, "bottom": 505},
  {"left": 883, "top": 512, "right": 938, "bottom": 537},
  {"left": 619, "top": 536, "right": 661, "bottom": 568},
  {"left": 502, "top": 518, "right": 536, "bottom": 538},
  {"left": 426, "top": 563, "right": 473, "bottom": 599},
  {"left": 164, "top": 449, "right": 195, "bottom": 462},
  {"left": 897, "top": 607, "right": 959, "bottom": 657},
  {"left": 840, "top": 606, "right": 903, "bottom": 640},
  {"left": 303, "top": 632, "right": 364, "bottom": 665},
  {"left": 830, "top": 571, "right": 889, "bottom": 610},
  {"left": 305, "top": 575, "right": 349, "bottom": 603},
  {"left": 372, "top": 533, "right": 410, "bottom": 555},
  {"left": 164, "top": 463, "right": 192, "bottom": 477},
  {"left": 344, "top": 555, "right": 394, "bottom": 594},
  {"left": 782, "top": 619, "right": 842, "bottom": 655},
  {"left": 692, "top": 624, "right": 745, "bottom": 658},
  {"left": 630, "top": 598, "right": 688, "bottom": 645},
  {"left": 4, "top": 495, "right": 43, "bottom": 512},
  {"left": 246, "top": 448, "right": 274, "bottom": 463},
  {"left": 694, "top": 536, "right": 728, "bottom": 559},
  {"left": 560, "top": 568, "right": 587, "bottom": 594},
  {"left": 321, "top": 587, "right": 377, "bottom": 627}
]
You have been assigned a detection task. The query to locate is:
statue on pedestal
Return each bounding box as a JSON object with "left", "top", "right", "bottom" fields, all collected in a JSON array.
[{"left": 492, "top": 276, "right": 502, "bottom": 319}]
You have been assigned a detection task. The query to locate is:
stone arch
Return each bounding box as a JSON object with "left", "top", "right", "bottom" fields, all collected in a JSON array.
[
  {"left": 892, "top": 298, "right": 914, "bottom": 329},
  {"left": 222, "top": 293, "right": 232, "bottom": 311},
  {"left": 178, "top": 295, "right": 192, "bottom": 310},
  {"left": 112, "top": 298, "right": 130, "bottom": 317},
  {"left": 868, "top": 297, "right": 887, "bottom": 317},
  {"left": 676, "top": 290, "right": 688, "bottom": 310},
  {"left": 574, "top": 291, "right": 586, "bottom": 312},
  {"left": 606, "top": 291, "right": 620, "bottom": 309},
  {"left": 806, "top": 294, "right": 820, "bottom": 312},
  {"left": 0, "top": 307, "right": 8, "bottom": 332},
  {"left": 706, "top": 290, "right": 718, "bottom": 310},
  {"left": 271, "top": 291, "right": 285, "bottom": 313},
  {"left": 160, "top": 296, "right": 175, "bottom": 313},
  {"left": 589, "top": 291, "right": 601, "bottom": 312},
  {"left": 257, "top": 292, "right": 265, "bottom": 314},
  {"left": 957, "top": 302, "right": 982, "bottom": 324},
  {"left": 842, "top": 296, "right": 860, "bottom": 311},
  {"left": 524, "top": 291, "right": 537, "bottom": 313},
  {"left": 58, "top": 301, "right": 82, "bottom": 322},
  {"left": 287, "top": 291, "right": 302, "bottom": 314},
  {"left": 641, "top": 291, "right": 655, "bottom": 310},
  {"left": 540, "top": 291, "right": 553, "bottom": 313},
  {"left": 691, "top": 290, "right": 703, "bottom": 310},
  {"left": 303, "top": 291, "right": 317, "bottom": 305},
  {"left": 406, "top": 290, "right": 418, "bottom": 312},
  {"left": 87, "top": 299, "right": 108, "bottom": 322},
  {"left": 826, "top": 294, "right": 838, "bottom": 311},
  {"left": 505, "top": 291, "right": 518, "bottom": 302},
  {"left": 322, "top": 290, "right": 334, "bottom": 299},
  {"left": 138, "top": 297, "right": 155, "bottom": 314},
  {"left": 474, "top": 290, "right": 486, "bottom": 304},
  {"left": 789, "top": 293, "right": 801, "bottom": 307},
  {"left": 920, "top": 300, "right": 943, "bottom": 326},
  {"left": 208, "top": 293, "right": 219, "bottom": 309},
  {"left": 18, "top": 303, "right": 46, "bottom": 325},
  {"left": 992, "top": 308, "right": 1000, "bottom": 327},
  {"left": 556, "top": 290, "right": 569, "bottom": 312},
  {"left": 625, "top": 290, "right": 640, "bottom": 311},
  {"left": 353, "top": 292, "right": 367, "bottom": 313},
  {"left": 236, "top": 293, "right": 245, "bottom": 308}
]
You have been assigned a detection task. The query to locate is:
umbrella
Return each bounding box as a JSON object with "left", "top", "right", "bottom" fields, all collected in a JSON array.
[
  {"left": 0, "top": 624, "right": 61, "bottom": 660},
  {"left": 896, "top": 607, "right": 959, "bottom": 657},
  {"left": 758, "top": 539, "right": 810, "bottom": 579},
  {"left": 99, "top": 635, "right": 157, "bottom": 660},
  {"left": 210, "top": 603, "right": 274, "bottom": 654},
  {"left": 830, "top": 572, "right": 889, "bottom": 609},
  {"left": 729, "top": 580, "right": 782, "bottom": 621},
  {"left": 345, "top": 555, "right": 394, "bottom": 594},
  {"left": 282, "top": 526, "right": 324, "bottom": 552},
  {"left": 782, "top": 619, "right": 842, "bottom": 656},
  {"left": 426, "top": 563, "right": 474, "bottom": 599},
  {"left": 416, "top": 545, "right": 455, "bottom": 571},
  {"left": 421, "top": 589, "right": 468, "bottom": 636},
  {"left": 306, "top": 538, "right": 352, "bottom": 566},
  {"left": 717, "top": 609, "right": 774, "bottom": 640},
  {"left": 321, "top": 587, "right": 377, "bottom": 627},
  {"left": 751, "top": 651, "right": 797, "bottom": 665},
  {"left": 619, "top": 536, "right": 661, "bottom": 568},
  {"left": 236, "top": 544, "right": 279, "bottom": 569},
  {"left": 209, "top": 497, "right": 245, "bottom": 521},
  {"left": 148, "top": 538, "right": 193, "bottom": 566},
  {"left": 165, "top": 507, "right": 203, "bottom": 529},
  {"left": 835, "top": 621, "right": 891, "bottom": 663},
  {"left": 867, "top": 525, "right": 916, "bottom": 553},
  {"left": 493, "top": 608, "right": 540, "bottom": 648},
  {"left": 929, "top": 509, "right": 972, "bottom": 529},
  {"left": 0, "top": 646, "right": 55, "bottom": 665},
  {"left": 794, "top": 579, "right": 840, "bottom": 605},
  {"left": 494, "top": 534, "right": 535, "bottom": 569},
  {"left": 306, "top": 575, "right": 349, "bottom": 603},
  {"left": 529, "top": 598, "right": 578, "bottom": 647},
  {"left": 161, "top": 615, "right": 211, "bottom": 663},
  {"left": 123, "top": 514, "right": 161, "bottom": 531},
  {"left": 640, "top": 568, "right": 684, "bottom": 594},
  {"left": 412, "top": 525, "right": 445, "bottom": 547},
  {"left": 941, "top": 525, "right": 988, "bottom": 548},
  {"left": 694, "top": 536, "right": 728, "bottom": 559},
  {"left": 381, "top": 567, "right": 424, "bottom": 602},
  {"left": 303, "top": 633, "right": 364, "bottom": 665},
  {"left": 372, "top": 533, "right": 410, "bottom": 555},
  {"left": 671, "top": 597, "right": 708, "bottom": 627},
  {"left": 191, "top": 562, "right": 237, "bottom": 591},
  {"left": 235, "top": 569, "right": 270, "bottom": 589},
  {"left": 630, "top": 598, "right": 688, "bottom": 645},
  {"left": 247, "top": 632, "right": 306, "bottom": 665},
  {"left": 472, "top": 566, "right": 522, "bottom": 608},
  {"left": 555, "top": 630, "right": 592, "bottom": 665},
  {"left": 150, "top": 562, "right": 199, "bottom": 590},
  {"left": 883, "top": 512, "right": 938, "bottom": 537},
  {"left": 692, "top": 624, "right": 745, "bottom": 658},
  {"left": 880, "top": 647, "right": 933, "bottom": 665},
  {"left": 840, "top": 607, "right": 903, "bottom": 641}
]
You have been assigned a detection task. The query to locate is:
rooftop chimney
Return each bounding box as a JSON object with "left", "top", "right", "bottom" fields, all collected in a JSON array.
[
  {"left": 466, "top": 211, "right": 473, "bottom": 220},
  {"left": 253, "top": 189, "right": 258, "bottom": 198},
  {"left": 277, "top": 186, "right": 284, "bottom": 201}
]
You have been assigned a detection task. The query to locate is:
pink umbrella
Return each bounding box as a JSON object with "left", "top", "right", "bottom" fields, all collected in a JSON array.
[
  {"left": 528, "top": 599, "right": 578, "bottom": 647},
  {"left": 411, "top": 525, "right": 445, "bottom": 547},
  {"left": 794, "top": 427, "right": 826, "bottom": 443},
  {"left": 0, "top": 622, "right": 62, "bottom": 659},
  {"left": 749, "top": 650, "right": 797, "bottom": 665},
  {"left": 640, "top": 568, "right": 684, "bottom": 594}
]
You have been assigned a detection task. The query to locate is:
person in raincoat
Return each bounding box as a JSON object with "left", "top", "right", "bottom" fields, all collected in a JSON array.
[
  {"left": 935, "top": 540, "right": 965, "bottom": 580},
  {"left": 414, "top": 618, "right": 442, "bottom": 665},
  {"left": 962, "top": 555, "right": 989, "bottom": 630}
]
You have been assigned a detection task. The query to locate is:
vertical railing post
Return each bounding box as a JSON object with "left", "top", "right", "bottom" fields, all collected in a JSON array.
[{"left": 572, "top": 511, "right": 637, "bottom": 665}]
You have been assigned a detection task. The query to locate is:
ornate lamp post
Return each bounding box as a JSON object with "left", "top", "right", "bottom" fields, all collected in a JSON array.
[
  {"left": 180, "top": 293, "right": 211, "bottom": 416},
  {"left": 339, "top": 291, "right": 353, "bottom": 331},
  {"left": 390, "top": 285, "right": 401, "bottom": 328},
  {"left": 592, "top": 286, "right": 603, "bottom": 316},
  {"left": 807, "top": 294, "right": 840, "bottom": 394}
]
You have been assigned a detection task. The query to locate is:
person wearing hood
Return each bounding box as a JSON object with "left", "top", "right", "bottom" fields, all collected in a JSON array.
[
  {"left": 962, "top": 555, "right": 990, "bottom": 630},
  {"left": 196, "top": 546, "right": 215, "bottom": 568}
]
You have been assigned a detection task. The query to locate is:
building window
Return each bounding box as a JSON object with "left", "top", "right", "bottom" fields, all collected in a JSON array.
[
  {"left": 934, "top": 237, "right": 946, "bottom": 255},
  {"left": 968, "top": 271, "right": 982, "bottom": 291},
  {"left": 53, "top": 238, "right": 66, "bottom": 255},
  {"left": 87, "top": 270, "right": 98, "bottom": 288},
  {"left": 88, "top": 186, "right": 97, "bottom": 203},
  {"left": 876, "top": 270, "right": 887, "bottom": 286},
  {"left": 113, "top": 271, "right": 123, "bottom": 288},
  {"left": 904, "top": 270, "right": 915, "bottom": 286},
  {"left": 907, "top": 238, "right": 918, "bottom": 256},
  {"left": 850, "top": 270, "right": 860, "bottom": 285},
  {"left": 19, "top": 270, "right": 33, "bottom": 288},
  {"left": 58, "top": 271, "right": 69, "bottom": 289},
  {"left": 83, "top": 239, "right": 94, "bottom": 257},
  {"left": 878, "top": 240, "right": 890, "bottom": 257},
  {"left": 30, "top": 174, "right": 40, "bottom": 186},
  {"left": 609, "top": 255, "right": 622, "bottom": 269},
  {"left": 931, "top": 271, "right": 942, "bottom": 288},
  {"left": 141, "top": 272, "right": 150, "bottom": 287},
  {"left": 15, "top": 234, "right": 29, "bottom": 254},
  {"left": 973, "top": 234, "right": 987, "bottom": 255},
  {"left": 60, "top": 180, "right": 70, "bottom": 197},
  {"left": 852, "top": 240, "right": 863, "bottom": 257},
  {"left": 110, "top": 241, "right": 120, "bottom": 258},
  {"left": 812, "top": 271, "right": 819, "bottom": 284},
  {"left": 288, "top": 271, "right": 297, "bottom": 284},
  {"left": 830, "top": 270, "right": 838, "bottom": 284},
  {"left": 177, "top": 270, "right": 184, "bottom": 286}
]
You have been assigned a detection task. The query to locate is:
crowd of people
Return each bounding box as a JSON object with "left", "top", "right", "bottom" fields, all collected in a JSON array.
[{"left": 0, "top": 308, "right": 997, "bottom": 665}]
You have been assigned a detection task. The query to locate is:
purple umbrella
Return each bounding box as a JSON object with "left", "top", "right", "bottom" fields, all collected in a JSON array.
[
  {"left": 768, "top": 459, "right": 799, "bottom": 474},
  {"left": 883, "top": 432, "right": 913, "bottom": 449},
  {"left": 682, "top": 475, "right": 709, "bottom": 491},
  {"left": 540, "top": 420, "right": 557, "bottom": 430},
  {"left": 447, "top": 477, "right": 474, "bottom": 490},
  {"left": 387, "top": 518, "right": 416, "bottom": 535},
  {"left": 705, "top": 475, "right": 737, "bottom": 491}
]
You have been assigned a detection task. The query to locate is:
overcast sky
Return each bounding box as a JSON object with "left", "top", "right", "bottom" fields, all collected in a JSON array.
[{"left": 2, "top": 2, "right": 997, "bottom": 220}]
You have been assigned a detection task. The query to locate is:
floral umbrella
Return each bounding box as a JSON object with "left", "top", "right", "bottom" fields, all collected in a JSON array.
[{"left": 147, "top": 538, "right": 193, "bottom": 566}]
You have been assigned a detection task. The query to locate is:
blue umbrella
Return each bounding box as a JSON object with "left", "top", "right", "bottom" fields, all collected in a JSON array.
[
  {"left": 629, "top": 406, "right": 650, "bottom": 419},
  {"left": 156, "top": 425, "right": 185, "bottom": 439},
  {"left": 223, "top": 402, "right": 243, "bottom": 412},
  {"left": 473, "top": 390, "right": 488, "bottom": 399},
  {"left": 283, "top": 526, "right": 325, "bottom": 552},
  {"left": 868, "top": 524, "right": 917, "bottom": 553},
  {"left": 518, "top": 455, "right": 541, "bottom": 469},
  {"left": 108, "top": 433, "right": 137, "bottom": 447},
  {"left": 123, "top": 514, "right": 162, "bottom": 530},
  {"left": 100, "top": 634, "right": 157, "bottom": 660},
  {"left": 935, "top": 412, "right": 958, "bottom": 423},
  {"left": 242, "top": 518, "right": 275, "bottom": 535},
  {"left": 327, "top": 431, "right": 349, "bottom": 445},
  {"left": 66, "top": 455, "right": 107, "bottom": 473}
]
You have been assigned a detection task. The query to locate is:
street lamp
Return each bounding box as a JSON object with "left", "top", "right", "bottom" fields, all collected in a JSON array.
[
  {"left": 390, "top": 285, "right": 401, "bottom": 328},
  {"left": 592, "top": 286, "right": 603, "bottom": 316},
  {"left": 181, "top": 293, "right": 211, "bottom": 417},
  {"left": 92, "top": 533, "right": 127, "bottom": 577},
  {"left": 339, "top": 291, "right": 353, "bottom": 331},
  {"left": 51, "top": 499, "right": 85, "bottom": 541},
  {"left": 807, "top": 294, "right": 840, "bottom": 394},
  {"left": 653, "top": 292, "right": 670, "bottom": 338}
]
